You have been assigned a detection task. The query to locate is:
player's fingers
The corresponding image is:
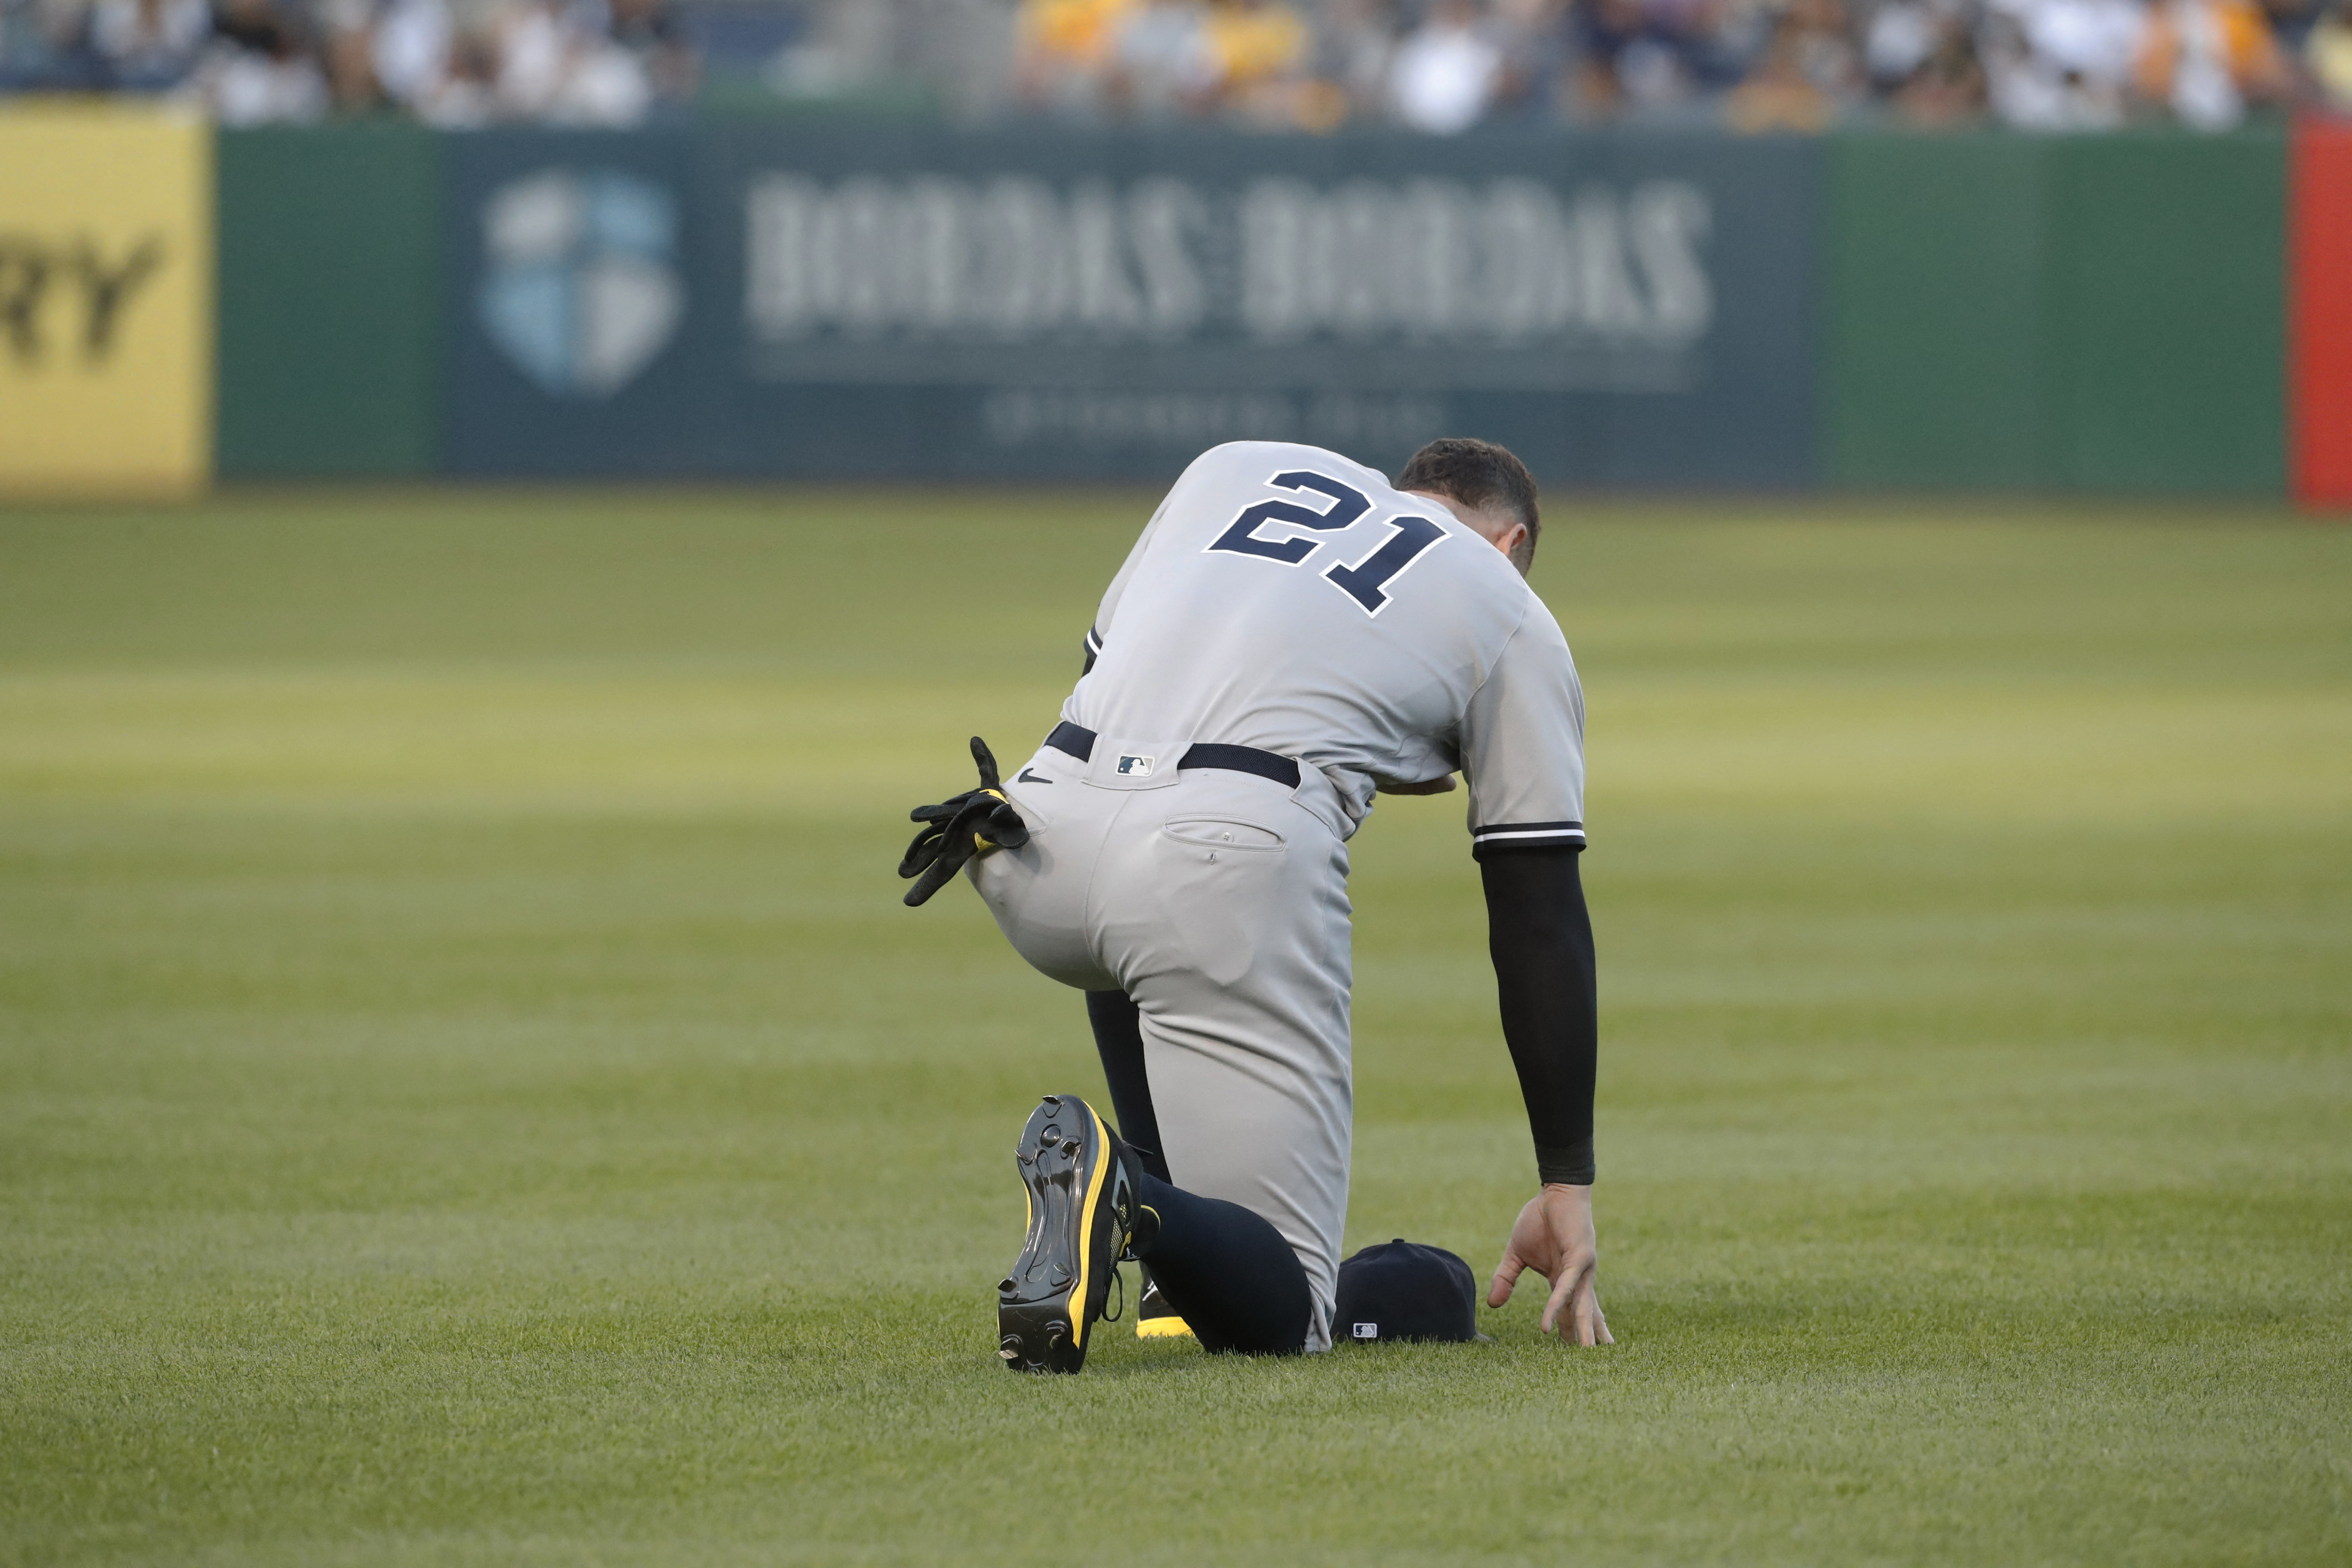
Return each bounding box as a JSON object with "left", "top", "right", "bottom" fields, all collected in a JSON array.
[
  {"left": 1538, "top": 1267, "right": 1577, "bottom": 1335},
  {"left": 1574, "top": 1278, "right": 1613, "bottom": 1346},
  {"left": 1485, "top": 1250, "right": 1527, "bottom": 1309}
]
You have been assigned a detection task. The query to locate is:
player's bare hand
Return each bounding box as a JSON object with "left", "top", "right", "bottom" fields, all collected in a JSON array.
[
  {"left": 1486, "top": 1183, "right": 1613, "bottom": 1345},
  {"left": 1375, "top": 774, "right": 1458, "bottom": 796}
]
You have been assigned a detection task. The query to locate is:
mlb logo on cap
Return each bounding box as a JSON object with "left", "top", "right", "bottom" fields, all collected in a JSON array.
[{"left": 1334, "top": 1239, "right": 1488, "bottom": 1344}]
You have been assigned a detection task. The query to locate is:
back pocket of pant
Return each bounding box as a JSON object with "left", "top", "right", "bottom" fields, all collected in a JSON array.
[
  {"left": 1162, "top": 816, "right": 1285, "bottom": 853},
  {"left": 1157, "top": 817, "right": 1288, "bottom": 986}
]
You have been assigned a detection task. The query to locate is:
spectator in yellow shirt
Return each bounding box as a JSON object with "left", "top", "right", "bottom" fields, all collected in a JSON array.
[
  {"left": 2134, "top": 0, "right": 2291, "bottom": 124},
  {"left": 1020, "top": 0, "right": 1139, "bottom": 109},
  {"left": 1200, "top": 0, "right": 1312, "bottom": 119}
]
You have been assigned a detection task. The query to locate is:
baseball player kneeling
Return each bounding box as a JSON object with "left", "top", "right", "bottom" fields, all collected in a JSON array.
[{"left": 901, "top": 437, "right": 1608, "bottom": 1371}]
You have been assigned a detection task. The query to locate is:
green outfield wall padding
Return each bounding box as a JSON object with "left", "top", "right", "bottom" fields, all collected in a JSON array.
[
  {"left": 1828, "top": 129, "right": 2286, "bottom": 495},
  {"left": 1825, "top": 135, "right": 2052, "bottom": 489},
  {"left": 2047, "top": 131, "right": 2285, "bottom": 493},
  {"left": 215, "top": 125, "right": 440, "bottom": 477}
]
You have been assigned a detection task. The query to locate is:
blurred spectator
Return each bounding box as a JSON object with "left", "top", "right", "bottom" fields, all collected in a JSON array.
[
  {"left": 371, "top": 0, "right": 449, "bottom": 102},
  {"left": 1308, "top": 0, "right": 1397, "bottom": 117},
  {"left": 90, "top": 0, "right": 208, "bottom": 85},
  {"left": 2261, "top": 0, "right": 2318, "bottom": 47},
  {"left": 1017, "top": 0, "right": 1132, "bottom": 109},
  {"left": 4, "top": 0, "right": 101, "bottom": 86},
  {"left": 494, "top": 0, "right": 636, "bottom": 119},
  {"left": 1481, "top": 0, "right": 1568, "bottom": 116},
  {"left": 1390, "top": 0, "right": 1501, "bottom": 128},
  {"left": 1893, "top": 6, "right": 1987, "bottom": 116},
  {"left": 1981, "top": 0, "right": 2141, "bottom": 126},
  {"left": 1198, "top": 0, "right": 1311, "bottom": 120},
  {"left": 192, "top": 0, "right": 329, "bottom": 119},
  {"left": 1725, "top": 9, "right": 1833, "bottom": 122},
  {"left": 495, "top": 0, "right": 565, "bottom": 110},
  {"left": 312, "top": 0, "right": 381, "bottom": 107},
  {"left": 1863, "top": 0, "right": 1937, "bottom": 86},
  {"left": 765, "top": 0, "right": 900, "bottom": 100},
  {"left": 1786, "top": 0, "right": 1862, "bottom": 90},
  {"left": 1646, "top": 0, "right": 1750, "bottom": 107},
  {"left": 1107, "top": 0, "right": 1214, "bottom": 116},
  {"left": 2133, "top": 0, "right": 2288, "bottom": 122},
  {"left": 368, "top": 0, "right": 676, "bottom": 122},
  {"left": 1862, "top": 0, "right": 1986, "bottom": 116},
  {"left": 609, "top": 0, "right": 693, "bottom": 97},
  {"left": 2309, "top": 0, "right": 2352, "bottom": 100},
  {"left": 1725, "top": 0, "right": 1857, "bottom": 127},
  {"left": 430, "top": 24, "right": 502, "bottom": 119},
  {"left": 1571, "top": 0, "right": 1768, "bottom": 121},
  {"left": 1569, "top": 0, "right": 1668, "bottom": 116}
]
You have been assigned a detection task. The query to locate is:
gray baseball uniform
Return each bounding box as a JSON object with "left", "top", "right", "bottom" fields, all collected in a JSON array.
[{"left": 968, "top": 440, "right": 1587, "bottom": 1349}]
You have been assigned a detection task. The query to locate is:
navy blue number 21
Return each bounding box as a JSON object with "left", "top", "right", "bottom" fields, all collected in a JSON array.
[{"left": 1206, "top": 470, "right": 1446, "bottom": 616}]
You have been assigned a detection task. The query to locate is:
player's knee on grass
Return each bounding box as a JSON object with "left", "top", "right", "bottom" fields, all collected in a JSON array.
[{"left": 1131, "top": 1170, "right": 1313, "bottom": 1355}]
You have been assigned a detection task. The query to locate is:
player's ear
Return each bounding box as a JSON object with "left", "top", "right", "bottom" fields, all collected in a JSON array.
[{"left": 1498, "top": 522, "right": 1531, "bottom": 575}]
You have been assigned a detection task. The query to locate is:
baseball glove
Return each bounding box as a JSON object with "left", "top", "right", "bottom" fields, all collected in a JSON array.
[{"left": 897, "top": 736, "right": 1032, "bottom": 907}]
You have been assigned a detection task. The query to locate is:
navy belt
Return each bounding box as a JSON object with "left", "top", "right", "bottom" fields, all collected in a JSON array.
[{"left": 1046, "top": 722, "right": 1300, "bottom": 790}]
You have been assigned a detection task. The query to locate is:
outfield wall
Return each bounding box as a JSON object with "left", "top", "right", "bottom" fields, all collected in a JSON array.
[
  {"left": 215, "top": 126, "right": 441, "bottom": 477},
  {"left": 6, "top": 104, "right": 2347, "bottom": 498},
  {"left": 1827, "top": 132, "right": 2288, "bottom": 495}
]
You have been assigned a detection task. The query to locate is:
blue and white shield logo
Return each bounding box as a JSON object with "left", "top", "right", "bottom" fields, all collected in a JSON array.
[{"left": 477, "top": 168, "right": 683, "bottom": 399}]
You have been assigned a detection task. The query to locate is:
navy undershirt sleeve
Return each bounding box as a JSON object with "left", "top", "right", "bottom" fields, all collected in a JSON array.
[{"left": 1478, "top": 845, "right": 1598, "bottom": 1186}]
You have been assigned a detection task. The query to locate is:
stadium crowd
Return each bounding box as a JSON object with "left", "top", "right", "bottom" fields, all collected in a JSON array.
[
  {"left": 0, "top": 0, "right": 693, "bottom": 119},
  {"left": 1014, "top": 0, "right": 2352, "bottom": 128},
  {"left": 6, "top": 0, "right": 2352, "bottom": 127}
]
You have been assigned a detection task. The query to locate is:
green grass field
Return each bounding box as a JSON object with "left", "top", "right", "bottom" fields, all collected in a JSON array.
[{"left": 1, "top": 490, "right": 2347, "bottom": 1566}]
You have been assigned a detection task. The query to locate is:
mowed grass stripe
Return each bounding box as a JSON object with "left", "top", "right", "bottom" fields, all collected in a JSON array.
[{"left": 0, "top": 493, "right": 2346, "bottom": 1565}]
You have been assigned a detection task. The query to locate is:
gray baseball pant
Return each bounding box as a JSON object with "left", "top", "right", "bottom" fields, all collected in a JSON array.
[{"left": 968, "top": 732, "right": 1356, "bottom": 1353}]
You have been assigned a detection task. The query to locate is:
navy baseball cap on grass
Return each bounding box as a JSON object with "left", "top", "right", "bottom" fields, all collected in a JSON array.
[{"left": 1334, "top": 1239, "right": 1491, "bottom": 1344}]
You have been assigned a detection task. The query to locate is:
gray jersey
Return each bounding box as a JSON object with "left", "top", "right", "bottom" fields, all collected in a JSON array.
[{"left": 1068, "top": 440, "right": 1587, "bottom": 852}]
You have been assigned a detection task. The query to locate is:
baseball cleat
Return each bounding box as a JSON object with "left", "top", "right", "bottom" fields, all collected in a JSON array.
[
  {"left": 1135, "top": 1268, "right": 1195, "bottom": 1340},
  {"left": 998, "top": 1093, "right": 1146, "bottom": 1374}
]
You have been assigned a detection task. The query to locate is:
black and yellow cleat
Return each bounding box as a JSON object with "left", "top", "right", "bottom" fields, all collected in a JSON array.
[
  {"left": 1135, "top": 1268, "right": 1195, "bottom": 1340},
  {"left": 998, "top": 1094, "right": 1147, "bottom": 1374}
]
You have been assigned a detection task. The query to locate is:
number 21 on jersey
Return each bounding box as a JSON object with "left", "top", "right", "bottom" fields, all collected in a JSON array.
[{"left": 1204, "top": 470, "right": 1446, "bottom": 616}]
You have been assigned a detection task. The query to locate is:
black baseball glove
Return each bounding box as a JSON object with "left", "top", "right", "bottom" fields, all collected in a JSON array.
[{"left": 897, "top": 736, "right": 1032, "bottom": 907}]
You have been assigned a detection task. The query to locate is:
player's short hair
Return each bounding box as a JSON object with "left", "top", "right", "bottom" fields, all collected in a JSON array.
[{"left": 1396, "top": 438, "right": 1540, "bottom": 569}]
